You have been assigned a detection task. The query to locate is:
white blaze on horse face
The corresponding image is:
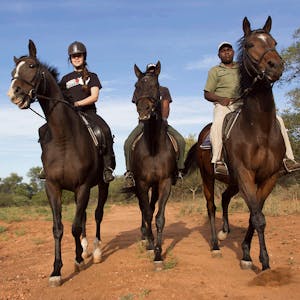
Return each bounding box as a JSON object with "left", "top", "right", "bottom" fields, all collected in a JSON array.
[
  {"left": 257, "top": 33, "right": 269, "bottom": 44},
  {"left": 7, "top": 61, "right": 25, "bottom": 100}
]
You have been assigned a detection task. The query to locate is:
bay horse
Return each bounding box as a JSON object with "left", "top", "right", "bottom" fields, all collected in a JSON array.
[
  {"left": 131, "top": 61, "right": 177, "bottom": 266},
  {"left": 7, "top": 40, "right": 110, "bottom": 286},
  {"left": 184, "top": 16, "right": 285, "bottom": 271}
]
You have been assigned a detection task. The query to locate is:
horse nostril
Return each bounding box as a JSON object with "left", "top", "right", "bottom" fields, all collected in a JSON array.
[{"left": 268, "top": 61, "right": 275, "bottom": 68}]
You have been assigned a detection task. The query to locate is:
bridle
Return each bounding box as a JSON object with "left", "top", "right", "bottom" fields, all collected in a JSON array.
[
  {"left": 238, "top": 31, "right": 280, "bottom": 99},
  {"left": 135, "top": 73, "right": 160, "bottom": 120},
  {"left": 12, "top": 60, "right": 45, "bottom": 104},
  {"left": 11, "top": 57, "right": 72, "bottom": 118},
  {"left": 242, "top": 30, "right": 279, "bottom": 80}
]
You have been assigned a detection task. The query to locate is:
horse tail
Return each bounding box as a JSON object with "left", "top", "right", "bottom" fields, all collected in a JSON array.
[{"left": 183, "top": 143, "right": 198, "bottom": 175}]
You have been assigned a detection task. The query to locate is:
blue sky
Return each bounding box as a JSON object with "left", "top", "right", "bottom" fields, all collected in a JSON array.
[{"left": 0, "top": 0, "right": 299, "bottom": 181}]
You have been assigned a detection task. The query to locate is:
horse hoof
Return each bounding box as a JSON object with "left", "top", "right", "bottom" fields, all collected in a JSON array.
[
  {"left": 93, "top": 248, "right": 102, "bottom": 264},
  {"left": 82, "top": 250, "right": 92, "bottom": 259},
  {"left": 211, "top": 250, "right": 222, "bottom": 258},
  {"left": 217, "top": 230, "right": 228, "bottom": 241},
  {"left": 240, "top": 260, "right": 253, "bottom": 270},
  {"left": 74, "top": 260, "right": 85, "bottom": 272},
  {"left": 48, "top": 276, "right": 62, "bottom": 287},
  {"left": 154, "top": 261, "right": 163, "bottom": 271}
]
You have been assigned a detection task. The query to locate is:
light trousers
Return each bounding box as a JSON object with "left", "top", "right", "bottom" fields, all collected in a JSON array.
[{"left": 210, "top": 103, "right": 294, "bottom": 163}]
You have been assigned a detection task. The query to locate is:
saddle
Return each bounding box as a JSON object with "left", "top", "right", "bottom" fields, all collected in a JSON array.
[
  {"left": 199, "top": 109, "right": 241, "bottom": 150},
  {"left": 131, "top": 132, "right": 179, "bottom": 156},
  {"left": 78, "top": 112, "right": 106, "bottom": 154},
  {"left": 38, "top": 113, "right": 106, "bottom": 155}
]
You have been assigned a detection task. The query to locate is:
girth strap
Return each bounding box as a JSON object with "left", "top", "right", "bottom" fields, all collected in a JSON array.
[{"left": 79, "top": 112, "right": 99, "bottom": 147}]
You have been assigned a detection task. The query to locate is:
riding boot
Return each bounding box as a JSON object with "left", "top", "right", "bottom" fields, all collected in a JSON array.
[
  {"left": 103, "top": 150, "right": 115, "bottom": 183},
  {"left": 124, "top": 171, "right": 135, "bottom": 188}
]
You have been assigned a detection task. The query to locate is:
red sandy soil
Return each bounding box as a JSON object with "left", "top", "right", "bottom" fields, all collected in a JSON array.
[{"left": 0, "top": 202, "right": 299, "bottom": 300}]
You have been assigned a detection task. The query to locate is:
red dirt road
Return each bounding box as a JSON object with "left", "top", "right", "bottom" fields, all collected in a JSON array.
[{"left": 1, "top": 202, "right": 299, "bottom": 299}]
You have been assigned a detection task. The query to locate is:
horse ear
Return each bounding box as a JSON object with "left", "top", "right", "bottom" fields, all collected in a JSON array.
[
  {"left": 134, "top": 64, "right": 143, "bottom": 79},
  {"left": 155, "top": 61, "right": 161, "bottom": 76},
  {"left": 14, "top": 56, "right": 18, "bottom": 64},
  {"left": 263, "top": 16, "right": 272, "bottom": 33},
  {"left": 243, "top": 17, "right": 251, "bottom": 36},
  {"left": 28, "top": 39, "right": 37, "bottom": 58}
]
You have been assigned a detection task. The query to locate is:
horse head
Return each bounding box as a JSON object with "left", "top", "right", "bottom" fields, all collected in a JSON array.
[
  {"left": 239, "top": 16, "right": 284, "bottom": 83},
  {"left": 8, "top": 39, "right": 43, "bottom": 109},
  {"left": 133, "top": 61, "right": 161, "bottom": 120}
]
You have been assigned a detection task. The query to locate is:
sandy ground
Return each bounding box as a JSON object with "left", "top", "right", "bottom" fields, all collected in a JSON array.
[{"left": 0, "top": 202, "right": 299, "bottom": 300}]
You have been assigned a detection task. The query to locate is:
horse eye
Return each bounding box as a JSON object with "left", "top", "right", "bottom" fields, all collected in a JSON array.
[
  {"left": 29, "top": 64, "right": 35, "bottom": 68},
  {"left": 245, "top": 43, "right": 254, "bottom": 49}
]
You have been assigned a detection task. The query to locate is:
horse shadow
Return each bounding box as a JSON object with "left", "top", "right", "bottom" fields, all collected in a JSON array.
[
  {"left": 198, "top": 214, "right": 261, "bottom": 273},
  {"left": 101, "top": 220, "right": 195, "bottom": 262}
]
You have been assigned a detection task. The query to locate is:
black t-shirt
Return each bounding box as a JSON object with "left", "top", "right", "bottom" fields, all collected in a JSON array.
[{"left": 60, "top": 71, "right": 102, "bottom": 112}]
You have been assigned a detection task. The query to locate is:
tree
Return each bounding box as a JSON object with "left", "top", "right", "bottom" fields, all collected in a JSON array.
[
  {"left": 0, "top": 173, "right": 23, "bottom": 194},
  {"left": 280, "top": 27, "right": 300, "bottom": 158},
  {"left": 27, "top": 166, "right": 45, "bottom": 193}
]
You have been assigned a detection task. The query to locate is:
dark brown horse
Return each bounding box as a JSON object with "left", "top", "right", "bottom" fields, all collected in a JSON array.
[
  {"left": 131, "top": 62, "right": 177, "bottom": 266},
  {"left": 184, "top": 16, "right": 285, "bottom": 271},
  {"left": 7, "top": 40, "right": 110, "bottom": 286}
]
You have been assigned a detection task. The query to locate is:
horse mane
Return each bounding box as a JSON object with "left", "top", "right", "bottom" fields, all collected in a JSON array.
[
  {"left": 236, "top": 29, "right": 268, "bottom": 91},
  {"left": 41, "top": 62, "right": 60, "bottom": 83},
  {"left": 18, "top": 55, "right": 60, "bottom": 83}
]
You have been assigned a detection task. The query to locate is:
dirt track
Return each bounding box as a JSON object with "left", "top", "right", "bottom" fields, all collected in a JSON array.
[{"left": 1, "top": 202, "right": 300, "bottom": 300}]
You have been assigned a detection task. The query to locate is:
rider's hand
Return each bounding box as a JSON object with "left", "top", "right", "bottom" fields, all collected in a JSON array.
[{"left": 218, "top": 97, "right": 231, "bottom": 106}]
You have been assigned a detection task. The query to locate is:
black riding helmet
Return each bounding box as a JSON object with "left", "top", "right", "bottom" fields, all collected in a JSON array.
[{"left": 68, "top": 41, "right": 87, "bottom": 59}]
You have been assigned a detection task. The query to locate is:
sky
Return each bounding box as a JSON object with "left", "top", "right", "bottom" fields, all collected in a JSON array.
[{"left": 0, "top": 0, "right": 299, "bottom": 182}]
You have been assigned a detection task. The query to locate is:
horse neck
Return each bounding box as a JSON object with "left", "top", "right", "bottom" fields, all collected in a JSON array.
[
  {"left": 38, "top": 71, "right": 75, "bottom": 136},
  {"left": 241, "top": 77, "right": 277, "bottom": 131},
  {"left": 143, "top": 114, "right": 167, "bottom": 155}
]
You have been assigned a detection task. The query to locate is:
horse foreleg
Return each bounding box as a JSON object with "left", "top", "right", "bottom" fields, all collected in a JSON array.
[
  {"left": 93, "top": 181, "right": 109, "bottom": 263},
  {"left": 46, "top": 182, "right": 63, "bottom": 287},
  {"left": 218, "top": 185, "right": 239, "bottom": 241},
  {"left": 81, "top": 211, "right": 90, "bottom": 259},
  {"left": 154, "top": 179, "right": 171, "bottom": 262},
  {"left": 240, "top": 215, "right": 255, "bottom": 269},
  {"left": 253, "top": 174, "right": 278, "bottom": 270},
  {"left": 136, "top": 184, "right": 154, "bottom": 251},
  {"left": 72, "top": 186, "right": 90, "bottom": 271}
]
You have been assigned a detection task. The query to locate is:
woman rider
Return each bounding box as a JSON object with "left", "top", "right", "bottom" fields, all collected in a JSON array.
[{"left": 59, "top": 41, "right": 115, "bottom": 183}]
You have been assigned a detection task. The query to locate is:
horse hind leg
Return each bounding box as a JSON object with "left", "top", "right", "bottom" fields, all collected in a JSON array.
[
  {"left": 201, "top": 175, "right": 221, "bottom": 256},
  {"left": 218, "top": 185, "right": 239, "bottom": 241},
  {"left": 93, "top": 182, "right": 109, "bottom": 263}
]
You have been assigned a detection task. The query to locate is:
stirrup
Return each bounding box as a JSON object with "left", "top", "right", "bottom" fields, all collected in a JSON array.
[
  {"left": 214, "top": 161, "right": 228, "bottom": 176},
  {"left": 283, "top": 158, "right": 300, "bottom": 173}
]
